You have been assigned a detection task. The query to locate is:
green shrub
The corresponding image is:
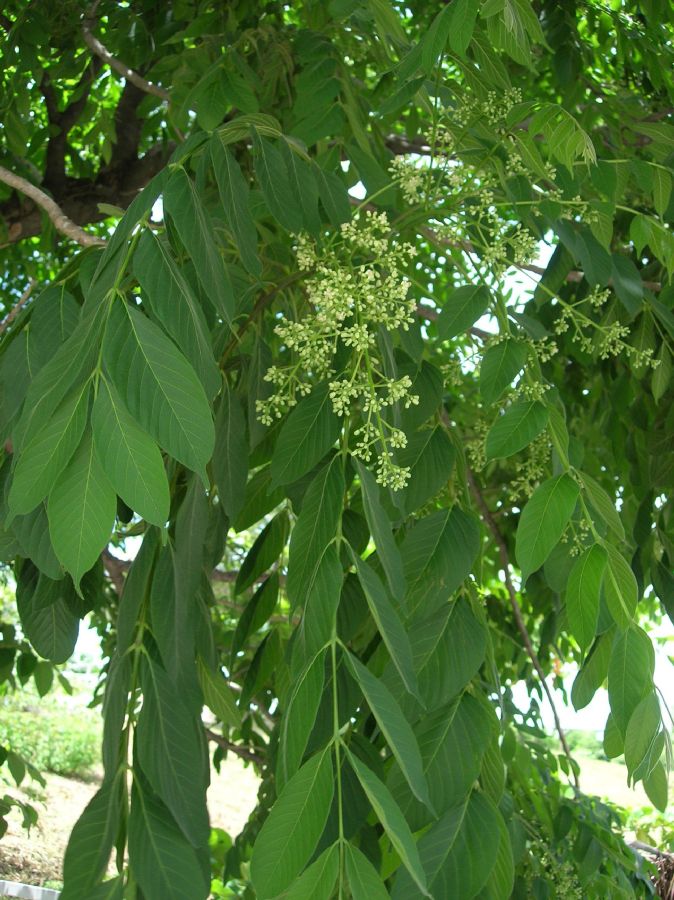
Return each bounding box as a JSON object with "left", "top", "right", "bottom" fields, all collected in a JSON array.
[{"left": 0, "top": 705, "right": 100, "bottom": 778}]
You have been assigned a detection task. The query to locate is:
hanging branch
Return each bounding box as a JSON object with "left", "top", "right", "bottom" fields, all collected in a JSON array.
[
  {"left": 0, "top": 166, "right": 107, "bottom": 248},
  {"left": 82, "top": 7, "right": 170, "bottom": 102},
  {"left": 466, "top": 466, "right": 580, "bottom": 790},
  {"left": 0, "top": 279, "right": 36, "bottom": 338}
]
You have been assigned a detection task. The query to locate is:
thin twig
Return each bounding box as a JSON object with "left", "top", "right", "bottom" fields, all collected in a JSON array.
[
  {"left": 205, "top": 728, "right": 265, "bottom": 766},
  {"left": 82, "top": 10, "right": 169, "bottom": 101},
  {"left": 0, "top": 279, "right": 36, "bottom": 337},
  {"left": 465, "top": 465, "right": 580, "bottom": 790},
  {"left": 0, "top": 165, "right": 107, "bottom": 248}
]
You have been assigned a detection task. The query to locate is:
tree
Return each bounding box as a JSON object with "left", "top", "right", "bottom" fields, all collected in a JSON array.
[{"left": 1, "top": 0, "right": 673, "bottom": 896}]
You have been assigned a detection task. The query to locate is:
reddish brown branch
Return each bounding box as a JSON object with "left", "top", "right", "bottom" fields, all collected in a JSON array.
[{"left": 466, "top": 466, "right": 580, "bottom": 790}]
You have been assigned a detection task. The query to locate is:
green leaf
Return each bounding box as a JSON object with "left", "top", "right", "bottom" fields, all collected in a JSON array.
[
  {"left": 388, "top": 693, "right": 492, "bottom": 830},
  {"left": 515, "top": 474, "right": 579, "bottom": 580},
  {"left": 128, "top": 781, "right": 208, "bottom": 900},
  {"left": 13, "top": 308, "right": 102, "bottom": 454},
  {"left": 231, "top": 573, "right": 279, "bottom": 658},
  {"left": 234, "top": 465, "right": 285, "bottom": 532},
  {"left": 624, "top": 692, "right": 661, "bottom": 776},
  {"left": 286, "top": 456, "right": 344, "bottom": 610},
  {"left": 610, "top": 254, "right": 644, "bottom": 315},
  {"left": 392, "top": 792, "right": 500, "bottom": 900},
  {"left": 603, "top": 544, "right": 638, "bottom": 628},
  {"left": 197, "top": 656, "right": 241, "bottom": 728},
  {"left": 608, "top": 625, "right": 654, "bottom": 735},
  {"left": 346, "top": 750, "right": 429, "bottom": 897},
  {"left": 644, "top": 761, "right": 668, "bottom": 812},
  {"left": 351, "top": 552, "right": 418, "bottom": 698},
  {"left": 345, "top": 843, "right": 390, "bottom": 900},
  {"left": 450, "top": 0, "right": 481, "bottom": 55},
  {"left": 87, "top": 877, "right": 124, "bottom": 900},
  {"left": 416, "top": 598, "right": 487, "bottom": 710},
  {"left": 16, "top": 564, "right": 79, "bottom": 663},
  {"left": 402, "top": 507, "right": 480, "bottom": 616},
  {"left": 480, "top": 340, "right": 529, "bottom": 405},
  {"left": 474, "top": 804, "right": 514, "bottom": 900},
  {"left": 284, "top": 844, "right": 340, "bottom": 900},
  {"left": 162, "top": 167, "right": 235, "bottom": 326},
  {"left": 277, "top": 649, "right": 327, "bottom": 791},
  {"left": 252, "top": 130, "right": 303, "bottom": 233},
  {"left": 579, "top": 472, "right": 625, "bottom": 541},
  {"left": 213, "top": 382, "right": 249, "bottom": 522},
  {"left": 235, "top": 511, "right": 289, "bottom": 593},
  {"left": 437, "top": 285, "right": 491, "bottom": 340},
  {"left": 271, "top": 384, "right": 341, "bottom": 487},
  {"left": 355, "top": 460, "right": 405, "bottom": 601},
  {"left": 10, "top": 504, "right": 62, "bottom": 580},
  {"left": 346, "top": 652, "right": 431, "bottom": 810},
  {"left": 47, "top": 432, "right": 117, "bottom": 590},
  {"left": 571, "top": 630, "right": 613, "bottom": 711},
  {"left": 312, "top": 163, "right": 351, "bottom": 226},
  {"left": 565, "top": 544, "right": 607, "bottom": 651},
  {"left": 211, "top": 135, "right": 261, "bottom": 276},
  {"left": 91, "top": 377, "right": 170, "bottom": 526},
  {"left": 61, "top": 777, "right": 123, "bottom": 900},
  {"left": 9, "top": 381, "right": 89, "bottom": 518},
  {"left": 103, "top": 298, "right": 215, "bottom": 483},
  {"left": 137, "top": 658, "right": 210, "bottom": 847},
  {"left": 292, "top": 544, "right": 343, "bottom": 669},
  {"left": 653, "top": 167, "right": 672, "bottom": 218},
  {"left": 396, "top": 426, "right": 455, "bottom": 515},
  {"left": 251, "top": 749, "right": 334, "bottom": 899},
  {"left": 485, "top": 400, "right": 549, "bottom": 460},
  {"left": 133, "top": 230, "right": 220, "bottom": 398}
]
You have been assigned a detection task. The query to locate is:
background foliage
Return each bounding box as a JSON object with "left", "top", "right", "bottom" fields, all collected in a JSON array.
[{"left": 1, "top": 0, "right": 674, "bottom": 897}]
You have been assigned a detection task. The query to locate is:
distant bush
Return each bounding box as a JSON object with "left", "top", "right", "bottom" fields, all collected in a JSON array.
[
  {"left": 565, "top": 729, "right": 607, "bottom": 760},
  {"left": 0, "top": 705, "right": 100, "bottom": 778}
]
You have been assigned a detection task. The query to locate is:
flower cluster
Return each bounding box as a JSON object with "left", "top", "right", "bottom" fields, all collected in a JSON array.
[
  {"left": 257, "top": 211, "right": 419, "bottom": 490},
  {"left": 552, "top": 295, "right": 658, "bottom": 368},
  {"left": 508, "top": 433, "right": 552, "bottom": 501}
]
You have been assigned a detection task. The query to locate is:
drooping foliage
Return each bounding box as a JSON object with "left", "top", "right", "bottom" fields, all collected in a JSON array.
[{"left": 1, "top": 1, "right": 673, "bottom": 897}]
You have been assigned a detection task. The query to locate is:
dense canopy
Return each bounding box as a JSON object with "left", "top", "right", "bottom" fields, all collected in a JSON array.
[{"left": 1, "top": 1, "right": 674, "bottom": 897}]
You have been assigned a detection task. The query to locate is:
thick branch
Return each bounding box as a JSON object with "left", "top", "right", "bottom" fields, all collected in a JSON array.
[
  {"left": 82, "top": 12, "right": 169, "bottom": 101},
  {"left": 466, "top": 466, "right": 580, "bottom": 790},
  {"left": 41, "top": 60, "right": 103, "bottom": 190},
  {"left": 0, "top": 279, "right": 36, "bottom": 337},
  {"left": 205, "top": 728, "right": 265, "bottom": 766},
  {"left": 0, "top": 143, "right": 172, "bottom": 246},
  {"left": 101, "top": 549, "right": 126, "bottom": 595},
  {"left": 0, "top": 165, "right": 106, "bottom": 248}
]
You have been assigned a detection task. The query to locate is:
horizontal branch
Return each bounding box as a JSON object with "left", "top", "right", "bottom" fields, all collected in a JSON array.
[
  {"left": 1, "top": 143, "right": 172, "bottom": 246},
  {"left": 205, "top": 728, "right": 265, "bottom": 766},
  {"left": 83, "top": 12, "right": 169, "bottom": 101},
  {"left": 0, "top": 165, "right": 106, "bottom": 248}
]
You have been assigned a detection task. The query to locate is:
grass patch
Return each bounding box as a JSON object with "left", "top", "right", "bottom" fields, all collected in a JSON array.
[{"left": 0, "top": 704, "right": 100, "bottom": 779}]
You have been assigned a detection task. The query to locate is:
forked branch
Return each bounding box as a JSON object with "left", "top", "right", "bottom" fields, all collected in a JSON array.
[{"left": 466, "top": 466, "right": 580, "bottom": 790}]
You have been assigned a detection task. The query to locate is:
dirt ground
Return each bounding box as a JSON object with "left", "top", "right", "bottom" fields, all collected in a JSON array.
[{"left": 0, "top": 757, "right": 261, "bottom": 887}]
